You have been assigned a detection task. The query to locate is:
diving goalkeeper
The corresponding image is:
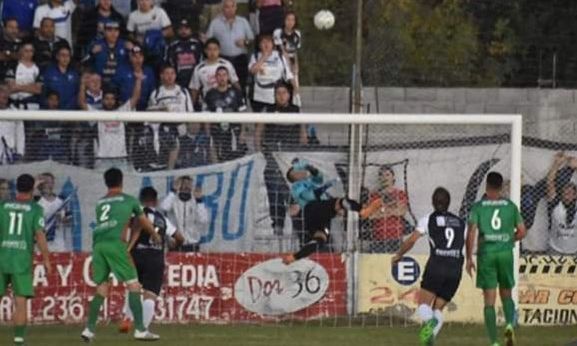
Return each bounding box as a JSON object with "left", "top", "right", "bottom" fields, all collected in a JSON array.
[{"left": 282, "top": 159, "right": 382, "bottom": 264}]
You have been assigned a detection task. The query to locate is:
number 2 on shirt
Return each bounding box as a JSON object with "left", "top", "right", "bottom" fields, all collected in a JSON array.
[{"left": 100, "top": 204, "right": 111, "bottom": 222}]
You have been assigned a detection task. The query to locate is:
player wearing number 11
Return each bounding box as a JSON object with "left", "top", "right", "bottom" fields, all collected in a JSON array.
[
  {"left": 0, "top": 174, "right": 52, "bottom": 346},
  {"left": 81, "top": 168, "right": 162, "bottom": 343},
  {"left": 466, "top": 172, "right": 526, "bottom": 346}
]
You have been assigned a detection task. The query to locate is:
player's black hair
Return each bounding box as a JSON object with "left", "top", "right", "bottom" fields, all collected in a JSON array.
[
  {"left": 284, "top": 10, "right": 298, "bottom": 28},
  {"left": 40, "top": 17, "right": 55, "bottom": 27},
  {"left": 3, "top": 17, "right": 18, "bottom": 27},
  {"left": 16, "top": 174, "right": 35, "bottom": 193},
  {"left": 55, "top": 44, "right": 71, "bottom": 55},
  {"left": 160, "top": 64, "right": 176, "bottom": 73},
  {"left": 180, "top": 175, "right": 192, "bottom": 182},
  {"left": 46, "top": 89, "right": 60, "bottom": 99},
  {"left": 102, "top": 86, "right": 119, "bottom": 98},
  {"left": 205, "top": 37, "right": 220, "bottom": 48},
  {"left": 216, "top": 66, "right": 229, "bottom": 75},
  {"left": 432, "top": 187, "right": 450, "bottom": 212},
  {"left": 486, "top": 171, "right": 503, "bottom": 190},
  {"left": 139, "top": 186, "right": 158, "bottom": 202},
  {"left": 40, "top": 172, "right": 55, "bottom": 180},
  {"left": 104, "top": 168, "right": 123, "bottom": 188},
  {"left": 378, "top": 165, "right": 395, "bottom": 178},
  {"left": 258, "top": 33, "right": 274, "bottom": 45}
]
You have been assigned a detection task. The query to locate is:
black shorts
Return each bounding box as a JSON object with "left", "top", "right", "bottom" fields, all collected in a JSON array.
[
  {"left": 303, "top": 199, "right": 338, "bottom": 238},
  {"left": 420, "top": 259, "right": 463, "bottom": 302},
  {"left": 132, "top": 250, "right": 165, "bottom": 296}
]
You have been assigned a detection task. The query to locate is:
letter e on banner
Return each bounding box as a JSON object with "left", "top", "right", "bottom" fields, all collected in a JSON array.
[
  {"left": 234, "top": 259, "right": 329, "bottom": 315},
  {"left": 392, "top": 257, "right": 420, "bottom": 286}
]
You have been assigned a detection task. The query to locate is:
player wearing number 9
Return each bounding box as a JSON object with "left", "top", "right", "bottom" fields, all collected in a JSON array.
[
  {"left": 392, "top": 187, "right": 465, "bottom": 346},
  {"left": 0, "top": 174, "right": 52, "bottom": 346},
  {"left": 466, "top": 172, "right": 526, "bottom": 346}
]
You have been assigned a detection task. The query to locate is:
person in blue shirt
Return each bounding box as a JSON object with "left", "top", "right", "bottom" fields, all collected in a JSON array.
[
  {"left": 112, "top": 45, "right": 155, "bottom": 111},
  {"left": 83, "top": 20, "right": 130, "bottom": 86},
  {"left": 42, "top": 45, "right": 79, "bottom": 109},
  {"left": 1, "top": 0, "right": 38, "bottom": 37}
]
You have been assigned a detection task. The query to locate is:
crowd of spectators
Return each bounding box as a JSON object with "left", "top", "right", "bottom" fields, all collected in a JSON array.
[
  {"left": 0, "top": 0, "right": 305, "bottom": 170},
  {"left": 0, "top": 0, "right": 311, "bottom": 236}
]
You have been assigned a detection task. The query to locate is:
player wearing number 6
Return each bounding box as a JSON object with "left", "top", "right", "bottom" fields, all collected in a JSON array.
[
  {"left": 0, "top": 174, "right": 52, "bottom": 346},
  {"left": 392, "top": 187, "right": 465, "bottom": 345},
  {"left": 81, "top": 168, "right": 162, "bottom": 343},
  {"left": 466, "top": 172, "right": 526, "bottom": 346}
]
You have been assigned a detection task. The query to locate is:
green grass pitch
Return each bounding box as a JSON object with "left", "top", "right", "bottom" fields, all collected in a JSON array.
[{"left": 0, "top": 324, "right": 575, "bottom": 345}]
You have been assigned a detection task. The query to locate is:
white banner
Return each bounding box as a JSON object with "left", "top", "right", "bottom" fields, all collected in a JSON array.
[
  {"left": 275, "top": 143, "right": 565, "bottom": 254},
  {"left": 1, "top": 154, "right": 272, "bottom": 252}
]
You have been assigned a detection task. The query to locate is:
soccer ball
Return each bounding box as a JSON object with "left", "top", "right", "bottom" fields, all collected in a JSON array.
[{"left": 314, "top": 10, "right": 335, "bottom": 30}]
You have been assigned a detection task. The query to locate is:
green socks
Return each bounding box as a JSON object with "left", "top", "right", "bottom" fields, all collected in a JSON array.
[
  {"left": 502, "top": 297, "right": 515, "bottom": 326},
  {"left": 484, "top": 305, "right": 497, "bottom": 343},
  {"left": 129, "top": 291, "right": 145, "bottom": 331},
  {"left": 87, "top": 294, "right": 105, "bottom": 332},
  {"left": 14, "top": 325, "right": 25, "bottom": 343}
]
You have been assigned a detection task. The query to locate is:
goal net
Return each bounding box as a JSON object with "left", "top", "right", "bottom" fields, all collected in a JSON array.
[{"left": 0, "top": 111, "right": 522, "bottom": 328}]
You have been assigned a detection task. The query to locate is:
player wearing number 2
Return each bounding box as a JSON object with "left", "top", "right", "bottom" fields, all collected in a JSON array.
[
  {"left": 0, "top": 174, "right": 52, "bottom": 346},
  {"left": 81, "top": 168, "right": 162, "bottom": 342},
  {"left": 393, "top": 187, "right": 465, "bottom": 345},
  {"left": 466, "top": 172, "right": 526, "bottom": 346}
]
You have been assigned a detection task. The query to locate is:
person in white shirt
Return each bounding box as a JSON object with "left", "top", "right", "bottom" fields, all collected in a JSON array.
[
  {"left": 127, "top": 0, "right": 173, "bottom": 44},
  {"left": 546, "top": 152, "right": 577, "bottom": 254},
  {"left": 189, "top": 38, "right": 239, "bottom": 106},
  {"left": 148, "top": 64, "right": 193, "bottom": 113},
  {"left": 206, "top": 0, "right": 254, "bottom": 92},
  {"left": 79, "top": 70, "right": 143, "bottom": 171},
  {"left": 160, "top": 175, "right": 209, "bottom": 252},
  {"left": 249, "top": 34, "right": 296, "bottom": 112},
  {"left": 33, "top": 0, "right": 77, "bottom": 48},
  {"left": 0, "top": 84, "right": 24, "bottom": 164},
  {"left": 36, "top": 172, "right": 69, "bottom": 252},
  {"left": 6, "top": 42, "right": 42, "bottom": 110}
]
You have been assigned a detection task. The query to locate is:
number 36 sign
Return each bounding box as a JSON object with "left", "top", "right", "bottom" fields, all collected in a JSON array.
[{"left": 234, "top": 258, "right": 330, "bottom": 316}]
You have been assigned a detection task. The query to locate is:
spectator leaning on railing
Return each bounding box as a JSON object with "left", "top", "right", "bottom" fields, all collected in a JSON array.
[{"left": 80, "top": 71, "right": 144, "bottom": 171}]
